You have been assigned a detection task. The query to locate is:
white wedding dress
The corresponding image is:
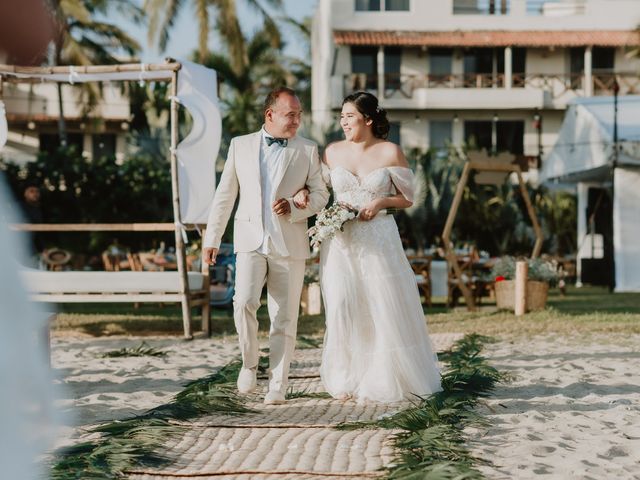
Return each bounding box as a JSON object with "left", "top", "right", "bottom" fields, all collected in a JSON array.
[{"left": 319, "top": 166, "right": 442, "bottom": 403}]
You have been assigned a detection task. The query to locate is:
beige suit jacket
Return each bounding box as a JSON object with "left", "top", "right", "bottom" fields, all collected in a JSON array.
[{"left": 203, "top": 131, "right": 329, "bottom": 259}]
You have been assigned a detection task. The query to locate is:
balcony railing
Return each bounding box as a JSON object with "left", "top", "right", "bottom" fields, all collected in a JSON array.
[{"left": 343, "top": 72, "right": 640, "bottom": 100}]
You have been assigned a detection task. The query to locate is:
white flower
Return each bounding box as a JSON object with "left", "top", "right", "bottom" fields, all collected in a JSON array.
[{"left": 308, "top": 202, "right": 358, "bottom": 248}]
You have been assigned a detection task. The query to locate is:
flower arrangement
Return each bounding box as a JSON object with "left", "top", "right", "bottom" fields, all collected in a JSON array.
[
  {"left": 491, "top": 256, "right": 559, "bottom": 285},
  {"left": 308, "top": 202, "right": 358, "bottom": 249}
]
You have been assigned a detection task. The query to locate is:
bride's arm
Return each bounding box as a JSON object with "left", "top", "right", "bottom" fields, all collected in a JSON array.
[
  {"left": 358, "top": 193, "right": 411, "bottom": 221},
  {"left": 359, "top": 144, "right": 413, "bottom": 221}
]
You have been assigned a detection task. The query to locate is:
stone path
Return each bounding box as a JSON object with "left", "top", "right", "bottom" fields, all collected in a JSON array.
[{"left": 127, "top": 333, "right": 463, "bottom": 479}]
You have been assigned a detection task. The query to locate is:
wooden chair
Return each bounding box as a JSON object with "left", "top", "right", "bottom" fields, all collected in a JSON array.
[
  {"left": 102, "top": 252, "right": 133, "bottom": 271},
  {"left": 447, "top": 254, "right": 493, "bottom": 308},
  {"left": 126, "top": 252, "right": 144, "bottom": 271},
  {"left": 447, "top": 255, "right": 474, "bottom": 308}
]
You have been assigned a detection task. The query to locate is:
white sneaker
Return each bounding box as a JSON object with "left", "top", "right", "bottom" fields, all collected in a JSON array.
[
  {"left": 237, "top": 367, "right": 257, "bottom": 394},
  {"left": 264, "top": 390, "right": 286, "bottom": 405}
]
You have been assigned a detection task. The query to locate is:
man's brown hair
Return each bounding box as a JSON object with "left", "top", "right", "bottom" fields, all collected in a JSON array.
[{"left": 263, "top": 87, "right": 297, "bottom": 115}]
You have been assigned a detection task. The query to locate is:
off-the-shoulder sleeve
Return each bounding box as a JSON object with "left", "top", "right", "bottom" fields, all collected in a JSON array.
[
  {"left": 321, "top": 162, "right": 332, "bottom": 188},
  {"left": 388, "top": 166, "right": 415, "bottom": 202}
]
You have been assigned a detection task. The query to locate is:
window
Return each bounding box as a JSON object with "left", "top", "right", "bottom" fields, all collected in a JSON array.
[
  {"left": 464, "top": 48, "right": 494, "bottom": 75},
  {"left": 429, "top": 48, "right": 453, "bottom": 76},
  {"left": 453, "top": 0, "right": 510, "bottom": 15},
  {"left": 592, "top": 47, "right": 614, "bottom": 72},
  {"left": 593, "top": 47, "right": 615, "bottom": 93},
  {"left": 350, "top": 46, "right": 378, "bottom": 91},
  {"left": 356, "top": 0, "right": 380, "bottom": 10},
  {"left": 511, "top": 48, "right": 526, "bottom": 76},
  {"left": 355, "top": 0, "right": 409, "bottom": 11},
  {"left": 463, "top": 48, "right": 495, "bottom": 87},
  {"left": 464, "top": 120, "right": 524, "bottom": 154},
  {"left": 92, "top": 134, "right": 116, "bottom": 160},
  {"left": 386, "top": 0, "right": 410, "bottom": 10},
  {"left": 526, "top": 0, "right": 585, "bottom": 16},
  {"left": 464, "top": 121, "right": 492, "bottom": 152},
  {"left": 385, "top": 47, "right": 402, "bottom": 92},
  {"left": 388, "top": 122, "right": 401, "bottom": 145},
  {"left": 570, "top": 47, "right": 584, "bottom": 75},
  {"left": 496, "top": 121, "right": 523, "bottom": 155},
  {"left": 429, "top": 121, "right": 453, "bottom": 150}
]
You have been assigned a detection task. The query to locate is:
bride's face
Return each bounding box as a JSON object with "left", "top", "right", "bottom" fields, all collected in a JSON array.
[{"left": 340, "top": 102, "right": 372, "bottom": 141}]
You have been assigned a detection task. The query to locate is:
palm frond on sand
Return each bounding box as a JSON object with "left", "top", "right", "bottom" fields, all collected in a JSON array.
[{"left": 100, "top": 341, "right": 167, "bottom": 358}]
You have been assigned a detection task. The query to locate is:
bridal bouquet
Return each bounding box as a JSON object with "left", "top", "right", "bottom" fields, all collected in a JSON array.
[{"left": 308, "top": 202, "right": 358, "bottom": 249}]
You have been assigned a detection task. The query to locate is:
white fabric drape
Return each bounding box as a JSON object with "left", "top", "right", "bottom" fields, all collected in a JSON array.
[
  {"left": 0, "top": 101, "right": 7, "bottom": 151},
  {"left": 388, "top": 166, "right": 415, "bottom": 202},
  {"left": 174, "top": 60, "right": 221, "bottom": 224}
]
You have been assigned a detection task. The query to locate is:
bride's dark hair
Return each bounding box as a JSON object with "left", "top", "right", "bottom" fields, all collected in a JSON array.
[{"left": 342, "top": 91, "right": 390, "bottom": 139}]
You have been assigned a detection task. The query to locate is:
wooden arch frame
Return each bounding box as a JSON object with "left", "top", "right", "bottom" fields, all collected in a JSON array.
[{"left": 441, "top": 158, "right": 543, "bottom": 311}]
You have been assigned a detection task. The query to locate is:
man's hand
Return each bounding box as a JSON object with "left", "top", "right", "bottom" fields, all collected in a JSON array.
[
  {"left": 292, "top": 188, "right": 309, "bottom": 209},
  {"left": 272, "top": 198, "right": 291, "bottom": 216},
  {"left": 203, "top": 247, "right": 219, "bottom": 265}
]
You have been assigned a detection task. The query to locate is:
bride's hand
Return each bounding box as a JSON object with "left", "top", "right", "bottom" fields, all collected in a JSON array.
[
  {"left": 293, "top": 187, "right": 309, "bottom": 209},
  {"left": 358, "top": 199, "right": 382, "bottom": 221}
]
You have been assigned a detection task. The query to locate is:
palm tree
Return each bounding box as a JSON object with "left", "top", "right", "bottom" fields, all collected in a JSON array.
[
  {"left": 203, "top": 27, "right": 289, "bottom": 140},
  {"left": 49, "top": 0, "right": 143, "bottom": 142},
  {"left": 145, "top": 0, "right": 283, "bottom": 64}
]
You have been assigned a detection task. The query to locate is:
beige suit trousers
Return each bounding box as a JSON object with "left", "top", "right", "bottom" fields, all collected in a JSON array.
[{"left": 233, "top": 249, "right": 305, "bottom": 394}]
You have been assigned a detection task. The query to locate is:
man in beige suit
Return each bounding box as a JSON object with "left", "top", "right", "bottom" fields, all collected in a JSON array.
[{"left": 203, "top": 87, "right": 329, "bottom": 404}]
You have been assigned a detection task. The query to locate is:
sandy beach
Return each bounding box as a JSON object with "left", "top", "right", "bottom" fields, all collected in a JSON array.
[
  {"left": 51, "top": 333, "right": 240, "bottom": 449},
  {"left": 467, "top": 333, "right": 640, "bottom": 480},
  {"left": 50, "top": 331, "right": 640, "bottom": 479}
]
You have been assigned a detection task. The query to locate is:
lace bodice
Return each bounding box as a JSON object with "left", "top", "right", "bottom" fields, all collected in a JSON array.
[{"left": 328, "top": 165, "right": 414, "bottom": 209}]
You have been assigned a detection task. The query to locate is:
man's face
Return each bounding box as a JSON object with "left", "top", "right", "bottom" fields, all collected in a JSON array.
[
  {"left": 265, "top": 93, "right": 302, "bottom": 139},
  {"left": 24, "top": 186, "right": 40, "bottom": 204}
]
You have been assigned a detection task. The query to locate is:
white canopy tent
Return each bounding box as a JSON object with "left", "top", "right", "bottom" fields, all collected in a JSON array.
[
  {"left": 0, "top": 60, "right": 222, "bottom": 337},
  {"left": 542, "top": 96, "right": 640, "bottom": 292}
]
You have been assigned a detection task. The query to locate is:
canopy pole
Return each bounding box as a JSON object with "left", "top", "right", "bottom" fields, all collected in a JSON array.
[
  {"left": 169, "top": 68, "right": 193, "bottom": 339},
  {"left": 0, "top": 62, "right": 181, "bottom": 76}
]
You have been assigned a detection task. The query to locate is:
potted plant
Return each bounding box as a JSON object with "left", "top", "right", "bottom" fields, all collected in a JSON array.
[{"left": 492, "top": 256, "right": 558, "bottom": 311}]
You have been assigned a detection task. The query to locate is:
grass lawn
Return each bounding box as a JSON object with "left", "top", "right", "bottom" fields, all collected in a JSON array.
[{"left": 51, "top": 286, "right": 640, "bottom": 337}]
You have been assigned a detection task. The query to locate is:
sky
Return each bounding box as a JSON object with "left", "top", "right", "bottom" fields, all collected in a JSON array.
[{"left": 117, "top": 0, "right": 318, "bottom": 63}]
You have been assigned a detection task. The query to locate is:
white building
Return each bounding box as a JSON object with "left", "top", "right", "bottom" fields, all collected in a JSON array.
[
  {"left": 1, "top": 81, "right": 130, "bottom": 164},
  {"left": 312, "top": 0, "right": 640, "bottom": 172}
]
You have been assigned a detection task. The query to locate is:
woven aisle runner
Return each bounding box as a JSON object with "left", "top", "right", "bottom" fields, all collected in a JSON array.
[{"left": 127, "top": 333, "right": 463, "bottom": 480}]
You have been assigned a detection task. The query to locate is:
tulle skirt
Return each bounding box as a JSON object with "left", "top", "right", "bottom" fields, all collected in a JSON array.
[{"left": 319, "top": 214, "right": 442, "bottom": 403}]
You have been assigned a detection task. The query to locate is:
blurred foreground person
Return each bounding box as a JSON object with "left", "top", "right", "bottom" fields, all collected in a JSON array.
[
  {"left": 0, "top": 175, "right": 60, "bottom": 479},
  {"left": 0, "top": 3, "right": 59, "bottom": 478}
]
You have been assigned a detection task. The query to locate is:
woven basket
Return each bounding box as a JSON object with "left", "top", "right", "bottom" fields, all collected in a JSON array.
[{"left": 494, "top": 280, "right": 549, "bottom": 311}]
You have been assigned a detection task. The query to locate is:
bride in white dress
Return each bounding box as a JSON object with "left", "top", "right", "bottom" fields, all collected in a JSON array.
[{"left": 299, "top": 92, "right": 442, "bottom": 403}]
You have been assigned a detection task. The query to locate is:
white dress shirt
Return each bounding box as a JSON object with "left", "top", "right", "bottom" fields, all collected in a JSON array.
[{"left": 257, "top": 127, "right": 289, "bottom": 256}]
